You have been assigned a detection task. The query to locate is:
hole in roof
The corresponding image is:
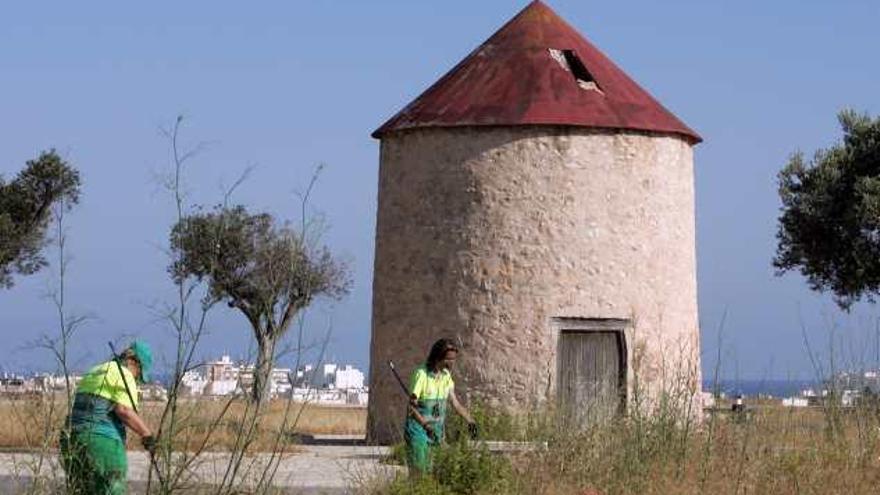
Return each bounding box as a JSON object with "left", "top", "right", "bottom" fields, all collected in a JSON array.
[{"left": 548, "top": 48, "right": 603, "bottom": 93}]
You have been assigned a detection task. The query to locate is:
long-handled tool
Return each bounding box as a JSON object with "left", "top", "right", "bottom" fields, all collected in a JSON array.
[
  {"left": 388, "top": 360, "right": 439, "bottom": 441},
  {"left": 108, "top": 342, "right": 165, "bottom": 486},
  {"left": 387, "top": 360, "right": 412, "bottom": 399},
  {"left": 388, "top": 360, "right": 479, "bottom": 441}
]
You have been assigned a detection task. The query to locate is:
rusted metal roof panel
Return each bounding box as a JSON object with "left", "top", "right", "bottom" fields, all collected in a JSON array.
[{"left": 373, "top": 1, "right": 701, "bottom": 144}]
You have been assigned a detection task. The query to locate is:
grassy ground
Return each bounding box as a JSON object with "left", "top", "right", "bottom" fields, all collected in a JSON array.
[
  {"left": 374, "top": 402, "right": 880, "bottom": 495},
  {"left": 7, "top": 394, "right": 880, "bottom": 494},
  {"left": 0, "top": 395, "right": 366, "bottom": 452}
]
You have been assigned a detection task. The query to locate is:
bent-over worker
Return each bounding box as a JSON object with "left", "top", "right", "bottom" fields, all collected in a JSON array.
[{"left": 61, "top": 340, "right": 157, "bottom": 495}]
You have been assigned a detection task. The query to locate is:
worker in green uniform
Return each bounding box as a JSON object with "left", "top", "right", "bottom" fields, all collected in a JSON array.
[
  {"left": 405, "top": 338, "right": 478, "bottom": 475},
  {"left": 61, "top": 341, "right": 156, "bottom": 495}
]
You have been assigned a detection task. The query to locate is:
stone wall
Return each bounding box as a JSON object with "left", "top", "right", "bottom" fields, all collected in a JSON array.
[{"left": 367, "top": 126, "right": 699, "bottom": 444}]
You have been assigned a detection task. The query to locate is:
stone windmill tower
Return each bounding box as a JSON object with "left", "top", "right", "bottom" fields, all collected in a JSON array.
[{"left": 367, "top": 1, "right": 702, "bottom": 443}]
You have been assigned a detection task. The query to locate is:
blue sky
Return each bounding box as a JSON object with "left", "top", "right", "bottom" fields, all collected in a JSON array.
[{"left": 1, "top": 1, "right": 878, "bottom": 380}]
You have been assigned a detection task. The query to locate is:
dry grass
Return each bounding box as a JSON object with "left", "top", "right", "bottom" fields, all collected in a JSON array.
[
  {"left": 8, "top": 393, "right": 880, "bottom": 494},
  {"left": 375, "top": 402, "right": 880, "bottom": 495},
  {"left": 0, "top": 395, "right": 365, "bottom": 452},
  {"left": 511, "top": 406, "right": 880, "bottom": 495}
]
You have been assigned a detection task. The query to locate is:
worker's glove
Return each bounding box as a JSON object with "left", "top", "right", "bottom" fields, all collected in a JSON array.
[
  {"left": 142, "top": 435, "right": 158, "bottom": 454},
  {"left": 423, "top": 423, "right": 437, "bottom": 441},
  {"left": 467, "top": 422, "right": 479, "bottom": 440}
]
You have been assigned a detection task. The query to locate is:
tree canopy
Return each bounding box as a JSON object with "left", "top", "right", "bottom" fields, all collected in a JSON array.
[
  {"left": 0, "top": 150, "right": 81, "bottom": 289},
  {"left": 169, "top": 204, "right": 350, "bottom": 403},
  {"left": 774, "top": 110, "right": 880, "bottom": 309}
]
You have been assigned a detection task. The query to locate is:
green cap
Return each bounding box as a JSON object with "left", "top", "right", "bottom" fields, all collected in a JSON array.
[{"left": 129, "top": 340, "right": 153, "bottom": 384}]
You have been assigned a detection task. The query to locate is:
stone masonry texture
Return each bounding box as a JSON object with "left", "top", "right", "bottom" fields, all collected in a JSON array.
[{"left": 367, "top": 126, "right": 700, "bottom": 444}]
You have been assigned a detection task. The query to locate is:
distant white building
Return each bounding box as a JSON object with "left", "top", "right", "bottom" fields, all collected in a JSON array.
[
  {"left": 33, "top": 373, "right": 83, "bottom": 392},
  {"left": 178, "top": 356, "right": 367, "bottom": 405},
  {"left": 239, "top": 364, "right": 291, "bottom": 396},
  {"left": 182, "top": 355, "right": 293, "bottom": 398},
  {"left": 334, "top": 365, "right": 365, "bottom": 390},
  {"left": 700, "top": 391, "right": 715, "bottom": 409},
  {"left": 181, "top": 371, "right": 207, "bottom": 396},
  {"left": 782, "top": 397, "right": 809, "bottom": 407},
  {"left": 317, "top": 363, "right": 365, "bottom": 389},
  {"left": 141, "top": 383, "right": 169, "bottom": 402},
  {"left": 321, "top": 364, "right": 338, "bottom": 389},
  {"left": 291, "top": 387, "right": 344, "bottom": 405},
  {"left": 294, "top": 365, "right": 314, "bottom": 387},
  {"left": 1, "top": 373, "right": 84, "bottom": 396},
  {"left": 206, "top": 355, "right": 238, "bottom": 382},
  {"left": 182, "top": 355, "right": 242, "bottom": 397},
  {"left": 0, "top": 375, "right": 32, "bottom": 395}
]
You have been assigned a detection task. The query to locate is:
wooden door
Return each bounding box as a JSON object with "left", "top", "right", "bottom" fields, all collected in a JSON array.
[{"left": 558, "top": 330, "right": 623, "bottom": 425}]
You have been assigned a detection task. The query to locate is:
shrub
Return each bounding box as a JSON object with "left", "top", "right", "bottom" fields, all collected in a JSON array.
[
  {"left": 432, "top": 439, "right": 514, "bottom": 494},
  {"left": 382, "top": 474, "right": 454, "bottom": 495}
]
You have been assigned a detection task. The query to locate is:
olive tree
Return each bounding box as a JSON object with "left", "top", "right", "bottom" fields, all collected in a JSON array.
[
  {"left": 0, "top": 150, "right": 81, "bottom": 289},
  {"left": 169, "top": 204, "right": 349, "bottom": 405},
  {"left": 775, "top": 110, "right": 880, "bottom": 309}
]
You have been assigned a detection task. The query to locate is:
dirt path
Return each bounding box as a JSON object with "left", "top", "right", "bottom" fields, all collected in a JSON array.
[{"left": 0, "top": 445, "right": 400, "bottom": 494}]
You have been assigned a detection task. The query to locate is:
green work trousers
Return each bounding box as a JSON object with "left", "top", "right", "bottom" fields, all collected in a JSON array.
[
  {"left": 404, "top": 418, "right": 443, "bottom": 475},
  {"left": 60, "top": 430, "right": 128, "bottom": 495}
]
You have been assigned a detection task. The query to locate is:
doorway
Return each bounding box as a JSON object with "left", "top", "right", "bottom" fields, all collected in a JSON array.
[{"left": 555, "top": 318, "right": 627, "bottom": 425}]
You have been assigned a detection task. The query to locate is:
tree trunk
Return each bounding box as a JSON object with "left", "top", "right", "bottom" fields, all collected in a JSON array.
[{"left": 252, "top": 336, "right": 275, "bottom": 407}]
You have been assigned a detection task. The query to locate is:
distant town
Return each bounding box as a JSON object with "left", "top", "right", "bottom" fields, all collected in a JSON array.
[
  {"left": 9, "top": 360, "right": 880, "bottom": 412},
  {"left": 0, "top": 355, "right": 368, "bottom": 406},
  {"left": 703, "top": 369, "right": 880, "bottom": 410}
]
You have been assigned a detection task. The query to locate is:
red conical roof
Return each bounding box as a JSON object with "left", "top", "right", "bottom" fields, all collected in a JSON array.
[{"left": 373, "top": 1, "right": 701, "bottom": 143}]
